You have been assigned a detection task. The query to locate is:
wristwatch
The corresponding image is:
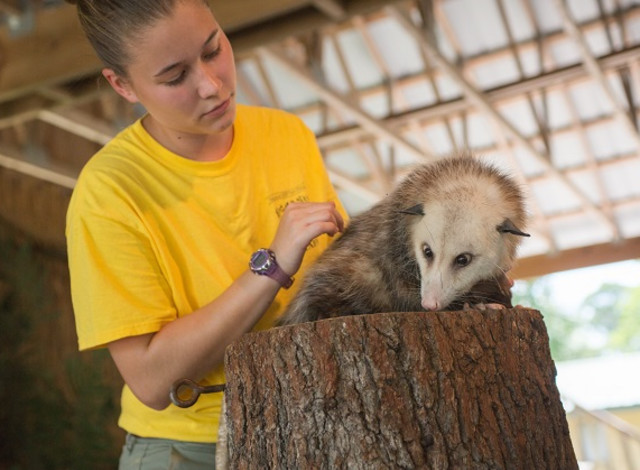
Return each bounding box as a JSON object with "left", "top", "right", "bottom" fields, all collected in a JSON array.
[{"left": 249, "top": 248, "right": 294, "bottom": 289}]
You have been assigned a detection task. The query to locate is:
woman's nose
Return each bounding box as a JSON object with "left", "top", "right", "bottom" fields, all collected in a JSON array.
[{"left": 197, "top": 62, "right": 221, "bottom": 99}]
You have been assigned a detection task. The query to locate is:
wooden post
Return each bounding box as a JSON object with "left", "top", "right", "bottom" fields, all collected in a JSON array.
[{"left": 223, "top": 308, "right": 578, "bottom": 469}]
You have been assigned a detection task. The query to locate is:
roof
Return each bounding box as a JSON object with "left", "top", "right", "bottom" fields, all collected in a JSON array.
[{"left": 1, "top": 0, "right": 639, "bottom": 275}]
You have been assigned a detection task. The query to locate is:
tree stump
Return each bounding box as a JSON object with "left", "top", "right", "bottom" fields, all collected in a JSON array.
[{"left": 223, "top": 308, "right": 578, "bottom": 469}]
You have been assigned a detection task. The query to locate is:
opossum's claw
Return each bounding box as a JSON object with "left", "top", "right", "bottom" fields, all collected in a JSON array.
[
  {"left": 463, "top": 302, "right": 506, "bottom": 311},
  {"left": 483, "top": 303, "right": 507, "bottom": 310}
]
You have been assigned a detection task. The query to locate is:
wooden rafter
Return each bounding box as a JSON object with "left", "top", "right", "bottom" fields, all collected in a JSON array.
[
  {"left": 552, "top": 0, "right": 640, "bottom": 148},
  {"left": 390, "top": 6, "right": 623, "bottom": 240},
  {"left": 257, "top": 44, "right": 434, "bottom": 163}
]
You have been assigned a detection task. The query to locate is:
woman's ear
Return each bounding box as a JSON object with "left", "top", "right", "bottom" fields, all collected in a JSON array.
[{"left": 102, "top": 68, "right": 139, "bottom": 104}]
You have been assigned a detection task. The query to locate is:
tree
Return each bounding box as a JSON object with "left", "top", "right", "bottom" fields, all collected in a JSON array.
[
  {"left": 512, "top": 278, "right": 585, "bottom": 361},
  {"left": 513, "top": 276, "right": 640, "bottom": 361},
  {"left": 223, "top": 309, "right": 578, "bottom": 469}
]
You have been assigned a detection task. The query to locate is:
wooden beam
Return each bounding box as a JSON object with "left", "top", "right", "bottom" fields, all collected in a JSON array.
[
  {"left": 0, "top": 0, "right": 408, "bottom": 104},
  {"left": 512, "top": 237, "right": 640, "bottom": 279},
  {"left": 314, "top": 44, "right": 640, "bottom": 150},
  {"left": 209, "top": 0, "right": 308, "bottom": 33},
  {"left": 389, "top": 5, "right": 620, "bottom": 240},
  {"left": 259, "top": 45, "right": 433, "bottom": 163},
  {"left": 310, "top": 0, "right": 347, "bottom": 20},
  {"left": 552, "top": 0, "right": 640, "bottom": 149},
  {"left": 0, "top": 148, "right": 77, "bottom": 189},
  {"left": 37, "top": 109, "right": 115, "bottom": 146},
  {"left": 0, "top": 4, "right": 102, "bottom": 102},
  {"left": 229, "top": 0, "right": 407, "bottom": 57}
]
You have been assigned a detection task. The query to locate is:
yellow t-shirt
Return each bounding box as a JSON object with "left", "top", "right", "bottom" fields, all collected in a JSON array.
[{"left": 66, "top": 104, "right": 346, "bottom": 443}]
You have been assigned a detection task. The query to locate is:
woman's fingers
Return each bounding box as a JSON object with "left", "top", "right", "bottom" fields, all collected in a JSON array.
[{"left": 269, "top": 201, "right": 345, "bottom": 275}]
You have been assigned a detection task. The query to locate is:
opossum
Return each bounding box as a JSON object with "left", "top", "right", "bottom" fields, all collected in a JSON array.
[{"left": 276, "top": 156, "right": 529, "bottom": 326}]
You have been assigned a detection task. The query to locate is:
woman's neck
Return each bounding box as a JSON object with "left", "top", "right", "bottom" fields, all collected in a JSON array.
[{"left": 141, "top": 115, "right": 234, "bottom": 162}]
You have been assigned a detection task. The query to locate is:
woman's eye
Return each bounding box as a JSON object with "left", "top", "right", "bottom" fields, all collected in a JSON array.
[
  {"left": 203, "top": 47, "right": 221, "bottom": 61},
  {"left": 454, "top": 253, "right": 473, "bottom": 267},
  {"left": 166, "top": 72, "right": 186, "bottom": 87},
  {"left": 422, "top": 244, "right": 433, "bottom": 260}
]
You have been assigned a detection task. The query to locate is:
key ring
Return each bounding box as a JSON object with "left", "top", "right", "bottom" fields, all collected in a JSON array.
[{"left": 169, "top": 378, "right": 225, "bottom": 408}]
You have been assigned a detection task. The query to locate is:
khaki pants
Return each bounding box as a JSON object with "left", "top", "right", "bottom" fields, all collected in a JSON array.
[{"left": 119, "top": 434, "right": 217, "bottom": 470}]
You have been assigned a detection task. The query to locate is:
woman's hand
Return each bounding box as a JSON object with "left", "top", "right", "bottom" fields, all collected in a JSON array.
[{"left": 269, "top": 201, "right": 345, "bottom": 276}]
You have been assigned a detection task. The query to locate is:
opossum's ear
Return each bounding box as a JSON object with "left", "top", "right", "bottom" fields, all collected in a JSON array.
[
  {"left": 497, "top": 219, "right": 530, "bottom": 237},
  {"left": 398, "top": 204, "right": 424, "bottom": 216}
]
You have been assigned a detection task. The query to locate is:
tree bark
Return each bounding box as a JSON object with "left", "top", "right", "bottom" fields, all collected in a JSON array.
[{"left": 223, "top": 308, "right": 578, "bottom": 469}]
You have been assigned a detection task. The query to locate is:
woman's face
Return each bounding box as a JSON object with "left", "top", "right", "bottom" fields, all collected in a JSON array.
[{"left": 105, "top": 1, "right": 237, "bottom": 142}]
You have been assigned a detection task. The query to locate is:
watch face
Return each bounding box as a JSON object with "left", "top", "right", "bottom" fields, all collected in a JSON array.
[{"left": 251, "top": 249, "right": 271, "bottom": 270}]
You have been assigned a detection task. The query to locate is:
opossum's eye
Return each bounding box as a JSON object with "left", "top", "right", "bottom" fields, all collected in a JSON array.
[
  {"left": 454, "top": 253, "right": 473, "bottom": 268},
  {"left": 422, "top": 244, "right": 434, "bottom": 261}
]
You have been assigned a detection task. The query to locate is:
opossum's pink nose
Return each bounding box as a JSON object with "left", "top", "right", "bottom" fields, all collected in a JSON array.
[{"left": 421, "top": 299, "right": 440, "bottom": 311}]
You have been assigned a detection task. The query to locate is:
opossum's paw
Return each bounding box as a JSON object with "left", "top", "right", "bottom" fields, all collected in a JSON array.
[{"left": 463, "top": 302, "right": 507, "bottom": 311}]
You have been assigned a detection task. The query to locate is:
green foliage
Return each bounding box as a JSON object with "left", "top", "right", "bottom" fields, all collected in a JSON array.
[
  {"left": 0, "top": 237, "right": 121, "bottom": 469},
  {"left": 513, "top": 270, "right": 640, "bottom": 361}
]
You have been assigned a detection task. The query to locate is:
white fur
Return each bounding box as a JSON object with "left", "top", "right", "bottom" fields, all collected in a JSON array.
[{"left": 410, "top": 181, "right": 515, "bottom": 311}]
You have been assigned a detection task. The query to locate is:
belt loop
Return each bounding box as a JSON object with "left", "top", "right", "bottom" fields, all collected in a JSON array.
[{"left": 125, "top": 433, "right": 137, "bottom": 452}]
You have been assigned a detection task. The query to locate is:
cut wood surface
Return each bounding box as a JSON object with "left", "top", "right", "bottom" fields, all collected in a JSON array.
[{"left": 224, "top": 308, "right": 578, "bottom": 469}]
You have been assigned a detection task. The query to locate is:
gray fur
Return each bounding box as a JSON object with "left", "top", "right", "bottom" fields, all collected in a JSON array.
[{"left": 277, "top": 156, "right": 528, "bottom": 326}]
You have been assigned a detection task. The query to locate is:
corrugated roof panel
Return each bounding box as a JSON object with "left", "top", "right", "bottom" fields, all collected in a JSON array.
[
  {"left": 325, "top": 147, "right": 368, "bottom": 178},
  {"left": 470, "top": 55, "right": 521, "bottom": 89},
  {"left": 566, "top": 169, "right": 605, "bottom": 204},
  {"left": 399, "top": 79, "right": 439, "bottom": 110},
  {"left": 432, "top": 73, "right": 463, "bottom": 101},
  {"left": 366, "top": 17, "right": 425, "bottom": 78},
  {"left": 623, "top": 14, "right": 640, "bottom": 43},
  {"left": 583, "top": 26, "right": 614, "bottom": 57},
  {"left": 448, "top": 115, "right": 466, "bottom": 150},
  {"left": 336, "top": 29, "right": 385, "bottom": 89},
  {"left": 567, "top": 81, "right": 613, "bottom": 120},
  {"left": 260, "top": 56, "right": 318, "bottom": 109},
  {"left": 501, "top": 0, "right": 537, "bottom": 43},
  {"left": 616, "top": 202, "right": 640, "bottom": 237},
  {"left": 464, "top": 113, "right": 495, "bottom": 149},
  {"left": 237, "top": 60, "right": 274, "bottom": 107},
  {"left": 531, "top": 178, "right": 585, "bottom": 214},
  {"left": 517, "top": 232, "right": 552, "bottom": 258},
  {"left": 587, "top": 122, "right": 638, "bottom": 160},
  {"left": 298, "top": 109, "right": 324, "bottom": 135},
  {"left": 373, "top": 140, "right": 416, "bottom": 168},
  {"left": 441, "top": 0, "right": 508, "bottom": 57},
  {"left": 517, "top": 46, "right": 544, "bottom": 78},
  {"left": 422, "top": 122, "right": 456, "bottom": 155},
  {"left": 566, "top": 0, "right": 601, "bottom": 23},
  {"left": 513, "top": 147, "right": 549, "bottom": 177},
  {"left": 529, "top": 0, "right": 564, "bottom": 34},
  {"left": 360, "top": 93, "right": 390, "bottom": 119},
  {"left": 545, "top": 90, "right": 574, "bottom": 130},
  {"left": 548, "top": 37, "right": 583, "bottom": 67},
  {"left": 600, "top": 159, "right": 640, "bottom": 200},
  {"left": 550, "top": 132, "right": 588, "bottom": 169},
  {"left": 322, "top": 36, "right": 351, "bottom": 94},
  {"left": 498, "top": 100, "right": 540, "bottom": 137},
  {"left": 551, "top": 213, "right": 614, "bottom": 250}
]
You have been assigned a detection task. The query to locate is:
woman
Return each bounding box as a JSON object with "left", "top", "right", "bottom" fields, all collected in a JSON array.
[{"left": 65, "top": 0, "right": 346, "bottom": 468}]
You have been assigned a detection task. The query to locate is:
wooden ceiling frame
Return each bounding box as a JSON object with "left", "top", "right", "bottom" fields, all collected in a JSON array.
[{"left": 1, "top": 0, "right": 639, "bottom": 273}]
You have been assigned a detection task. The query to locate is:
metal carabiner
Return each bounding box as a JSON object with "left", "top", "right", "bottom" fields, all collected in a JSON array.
[{"left": 169, "top": 378, "right": 225, "bottom": 408}]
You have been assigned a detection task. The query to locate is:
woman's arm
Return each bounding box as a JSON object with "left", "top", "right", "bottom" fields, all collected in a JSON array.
[{"left": 108, "top": 201, "right": 344, "bottom": 410}]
